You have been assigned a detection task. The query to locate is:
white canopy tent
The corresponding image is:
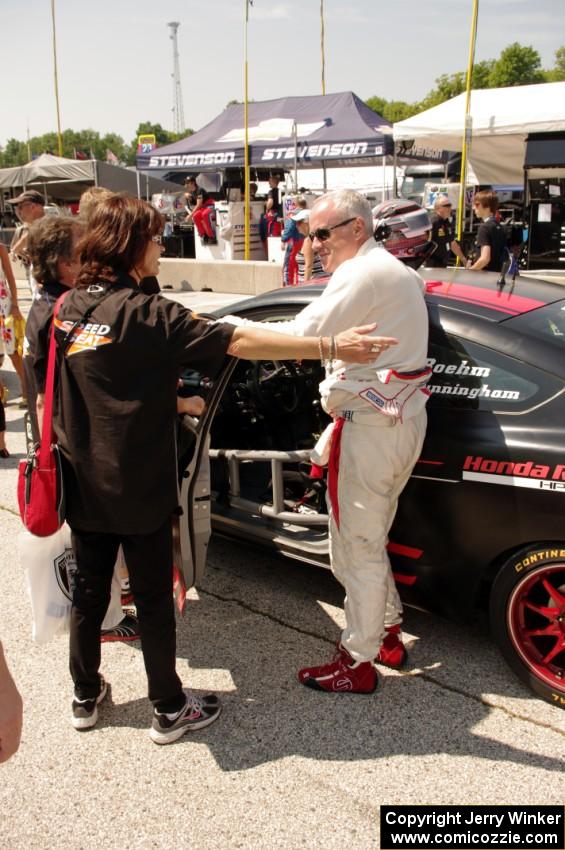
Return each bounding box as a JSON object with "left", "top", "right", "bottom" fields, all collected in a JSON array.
[{"left": 393, "top": 82, "right": 565, "bottom": 185}]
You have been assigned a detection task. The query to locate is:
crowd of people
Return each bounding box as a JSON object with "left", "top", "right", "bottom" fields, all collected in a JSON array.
[{"left": 0, "top": 180, "right": 520, "bottom": 759}]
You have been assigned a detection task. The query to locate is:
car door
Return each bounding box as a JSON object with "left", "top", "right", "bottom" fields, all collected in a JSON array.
[{"left": 173, "top": 355, "right": 238, "bottom": 590}]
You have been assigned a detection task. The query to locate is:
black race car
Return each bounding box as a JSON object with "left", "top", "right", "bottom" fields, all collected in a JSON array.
[{"left": 175, "top": 266, "right": 565, "bottom": 709}]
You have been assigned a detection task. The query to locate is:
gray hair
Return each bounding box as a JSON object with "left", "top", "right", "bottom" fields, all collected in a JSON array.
[{"left": 312, "top": 189, "right": 373, "bottom": 235}]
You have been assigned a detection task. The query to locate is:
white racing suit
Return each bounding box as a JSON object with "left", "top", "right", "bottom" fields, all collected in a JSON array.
[{"left": 224, "top": 238, "right": 430, "bottom": 661}]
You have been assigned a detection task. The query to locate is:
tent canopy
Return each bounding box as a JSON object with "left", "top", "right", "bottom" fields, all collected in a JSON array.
[
  {"left": 0, "top": 153, "right": 182, "bottom": 203},
  {"left": 137, "top": 91, "right": 393, "bottom": 172},
  {"left": 393, "top": 81, "right": 565, "bottom": 185}
]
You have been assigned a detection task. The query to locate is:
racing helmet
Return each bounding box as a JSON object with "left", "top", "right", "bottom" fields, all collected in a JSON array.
[{"left": 372, "top": 198, "right": 432, "bottom": 269}]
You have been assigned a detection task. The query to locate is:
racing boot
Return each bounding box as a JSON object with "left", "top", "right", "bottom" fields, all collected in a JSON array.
[
  {"left": 375, "top": 625, "right": 407, "bottom": 669},
  {"left": 298, "top": 645, "right": 377, "bottom": 693}
]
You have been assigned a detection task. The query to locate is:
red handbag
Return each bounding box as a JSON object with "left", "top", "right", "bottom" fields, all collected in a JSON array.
[{"left": 18, "top": 294, "right": 68, "bottom": 537}]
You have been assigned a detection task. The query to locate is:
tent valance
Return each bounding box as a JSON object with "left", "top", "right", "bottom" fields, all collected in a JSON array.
[
  {"left": 393, "top": 82, "right": 565, "bottom": 185},
  {"left": 137, "top": 91, "right": 393, "bottom": 172}
]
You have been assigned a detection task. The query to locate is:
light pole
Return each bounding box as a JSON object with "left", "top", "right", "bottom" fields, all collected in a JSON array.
[
  {"left": 320, "top": 0, "right": 326, "bottom": 95},
  {"left": 50, "top": 0, "right": 63, "bottom": 157},
  {"left": 243, "top": 0, "right": 251, "bottom": 260},
  {"left": 456, "top": 0, "right": 480, "bottom": 258}
]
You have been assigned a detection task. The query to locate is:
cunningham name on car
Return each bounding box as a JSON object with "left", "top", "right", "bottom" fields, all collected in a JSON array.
[
  {"left": 148, "top": 152, "right": 236, "bottom": 168},
  {"left": 261, "top": 142, "right": 379, "bottom": 161}
]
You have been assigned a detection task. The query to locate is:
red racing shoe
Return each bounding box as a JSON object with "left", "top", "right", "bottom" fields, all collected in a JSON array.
[
  {"left": 298, "top": 646, "right": 378, "bottom": 693},
  {"left": 375, "top": 625, "right": 407, "bottom": 669}
]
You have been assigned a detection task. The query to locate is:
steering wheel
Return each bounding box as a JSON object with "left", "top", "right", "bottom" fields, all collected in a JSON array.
[{"left": 249, "top": 360, "right": 300, "bottom": 414}]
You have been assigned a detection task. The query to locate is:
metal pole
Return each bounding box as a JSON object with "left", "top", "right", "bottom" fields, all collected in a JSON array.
[
  {"left": 50, "top": 0, "right": 64, "bottom": 157},
  {"left": 320, "top": 0, "right": 326, "bottom": 95},
  {"left": 456, "top": 0, "right": 479, "bottom": 261},
  {"left": 243, "top": 0, "right": 251, "bottom": 261},
  {"left": 293, "top": 122, "right": 298, "bottom": 192}
]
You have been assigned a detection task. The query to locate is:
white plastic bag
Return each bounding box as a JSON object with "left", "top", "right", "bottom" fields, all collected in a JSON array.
[{"left": 19, "top": 524, "right": 123, "bottom": 644}]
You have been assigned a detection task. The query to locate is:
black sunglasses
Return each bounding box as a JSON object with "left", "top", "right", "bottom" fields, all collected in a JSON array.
[{"left": 308, "top": 217, "right": 356, "bottom": 242}]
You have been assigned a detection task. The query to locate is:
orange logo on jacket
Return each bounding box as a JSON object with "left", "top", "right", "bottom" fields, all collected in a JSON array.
[{"left": 55, "top": 317, "right": 113, "bottom": 355}]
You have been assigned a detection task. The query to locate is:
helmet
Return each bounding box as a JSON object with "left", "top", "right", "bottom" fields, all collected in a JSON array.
[{"left": 372, "top": 198, "right": 432, "bottom": 269}]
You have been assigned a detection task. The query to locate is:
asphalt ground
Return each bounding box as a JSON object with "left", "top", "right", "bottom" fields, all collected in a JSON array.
[{"left": 1, "top": 279, "right": 564, "bottom": 850}]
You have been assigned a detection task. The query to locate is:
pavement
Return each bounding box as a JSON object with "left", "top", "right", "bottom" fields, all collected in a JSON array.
[{"left": 1, "top": 279, "right": 564, "bottom": 850}]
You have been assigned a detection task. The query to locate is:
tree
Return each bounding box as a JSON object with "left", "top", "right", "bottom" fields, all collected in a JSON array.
[
  {"left": 547, "top": 45, "right": 565, "bottom": 81},
  {"left": 488, "top": 43, "right": 544, "bottom": 87}
]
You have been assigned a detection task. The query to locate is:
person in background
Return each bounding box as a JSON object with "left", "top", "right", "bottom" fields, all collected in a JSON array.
[
  {"left": 191, "top": 189, "right": 217, "bottom": 245},
  {"left": 292, "top": 209, "right": 325, "bottom": 283},
  {"left": 0, "top": 381, "right": 9, "bottom": 458},
  {"left": 34, "top": 195, "right": 389, "bottom": 743},
  {"left": 265, "top": 173, "right": 283, "bottom": 218},
  {"left": 467, "top": 190, "right": 508, "bottom": 273},
  {"left": 7, "top": 190, "right": 46, "bottom": 300},
  {"left": 280, "top": 198, "right": 307, "bottom": 286},
  {"left": 0, "top": 243, "right": 26, "bottom": 406},
  {"left": 0, "top": 640, "right": 22, "bottom": 762},
  {"left": 78, "top": 186, "right": 115, "bottom": 223},
  {"left": 248, "top": 182, "right": 258, "bottom": 201},
  {"left": 183, "top": 176, "right": 199, "bottom": 222},
  {"left": 427, "top": 195, "right": 466, "bottom": 268}
]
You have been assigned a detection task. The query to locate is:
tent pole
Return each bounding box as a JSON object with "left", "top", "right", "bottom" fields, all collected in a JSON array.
[
  {"left": 322, "top": 162, "right": 327, "bottom": 191},
  {"left": 456, "top": 0, "right": 479, "bottom": 262},
  {"left": 293, "top": 122, "right": 298, "bottom": 192},
  {"left": 94, "top": 159, "right": 99, "bottom": 188},
  {"left": 393, "top": 146, "right": 397, "bottom": 197},
  {"left": 243, "top": 0, "right": 251, "bottom": 261},
  {"left": 136, "top": 170, "right": 141, "bottom": 199},
  {"left": 382, "top": 154, "right": 386, "bottom": 201}
]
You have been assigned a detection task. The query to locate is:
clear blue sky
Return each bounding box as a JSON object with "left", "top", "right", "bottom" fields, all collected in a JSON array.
[{"left": 2, "top": 0, "right": 564, "bottom": 149}]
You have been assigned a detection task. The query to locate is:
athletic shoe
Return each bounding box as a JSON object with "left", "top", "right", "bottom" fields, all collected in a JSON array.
[
  {"left": 71, "top": 675, "right": 108, "bottom": 730},
  {"left": 298, "top": 646, "right": 378, "bottom": 693},
  {"left": 150, "top": 691, "right": 222, "bottom": 745},
  {"left": 100, "top": 614, "right": 140, "bottom": 643},
  {"left": 375, "top": 625, "right": 407, "bottom": 669}
]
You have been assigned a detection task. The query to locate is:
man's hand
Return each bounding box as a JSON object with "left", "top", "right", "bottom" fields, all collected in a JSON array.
[{"left": 334, "top": 324, "right": 398, "bottom": 363}]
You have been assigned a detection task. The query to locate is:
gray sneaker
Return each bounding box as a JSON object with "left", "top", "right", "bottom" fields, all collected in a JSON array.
[
  {"left": 71, "top": 675, "right": 108, "bottom": 730},
  {"left": 150, "top": 691, "right": 222, "bottom": 745}
]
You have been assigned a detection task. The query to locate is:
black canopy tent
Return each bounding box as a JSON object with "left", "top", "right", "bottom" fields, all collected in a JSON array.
[{"left": 137, "top": 91, "right": 394, "bottom": 174}]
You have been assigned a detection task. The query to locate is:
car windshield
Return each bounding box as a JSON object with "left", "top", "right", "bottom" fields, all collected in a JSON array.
[{"left": 507, "top": 300, "right": 565, "bottom": 346}]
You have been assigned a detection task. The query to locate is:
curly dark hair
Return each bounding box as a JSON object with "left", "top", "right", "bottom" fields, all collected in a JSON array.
[
  {"left": 75, "top": 195, "right": 164, "bottom": 288},
  {"left": 27, "top": 217, "right": 83, "bottom": 287}
]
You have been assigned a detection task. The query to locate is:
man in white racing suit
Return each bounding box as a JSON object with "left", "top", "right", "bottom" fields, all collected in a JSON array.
[{"left": 227, "top": 189, "right": 431, "bottom": 693}]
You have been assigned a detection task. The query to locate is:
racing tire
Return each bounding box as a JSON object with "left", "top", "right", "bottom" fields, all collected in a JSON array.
[{"left": 490, "top": 545, "right": 565, "bottom": 709}]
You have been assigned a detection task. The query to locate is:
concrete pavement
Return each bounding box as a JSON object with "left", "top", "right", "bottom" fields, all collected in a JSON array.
[{"left": 1, "top": 279, "right": 564, "bottom": 850}]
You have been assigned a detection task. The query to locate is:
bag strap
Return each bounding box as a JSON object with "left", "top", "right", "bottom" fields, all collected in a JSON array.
[
  {"left": 38, "top": 291, "right": 70, "bottom": 466},
  {"left": 38, "top": 285, "right": 114, "bottom": 466}
]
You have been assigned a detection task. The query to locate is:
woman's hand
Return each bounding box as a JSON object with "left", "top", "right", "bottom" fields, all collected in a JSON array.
[
  {"left": 10, "top": 304, "right": 23, "bottom": 321},
  {"left": 177, "top": 395, "right": 205, "bottom": 417},
  {"left": 333, "top": 324, "right": 398, "bottom": 363}
]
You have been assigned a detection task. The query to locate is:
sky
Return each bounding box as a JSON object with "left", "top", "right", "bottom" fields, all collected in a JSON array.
[{"left": 2, "top": 0, "right": 565, "bottom": 150}]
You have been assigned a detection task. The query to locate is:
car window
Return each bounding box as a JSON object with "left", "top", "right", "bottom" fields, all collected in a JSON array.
[
  {"left": 427, "top": 332, "right": 562, "bottom": 413},
  {"left": 505, "top": 301, "right": 565, "bottom": 347}
]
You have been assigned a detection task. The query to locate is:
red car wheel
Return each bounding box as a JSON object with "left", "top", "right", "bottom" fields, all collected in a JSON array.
[{"left": 490, "top": 547, "right": 565, "bottom": 708}]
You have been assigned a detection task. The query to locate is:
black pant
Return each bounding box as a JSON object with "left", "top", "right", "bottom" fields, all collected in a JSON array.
[{"left": 69, "top": 517, "right": 183, "bottom": 710}]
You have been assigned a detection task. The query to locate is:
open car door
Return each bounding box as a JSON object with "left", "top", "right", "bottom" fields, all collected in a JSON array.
[{"left": 172, "top": 356, "right": 238, "bottom": 591}]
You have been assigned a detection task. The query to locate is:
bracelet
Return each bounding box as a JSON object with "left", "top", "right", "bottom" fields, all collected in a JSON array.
[
  {"left": 329, "top": 335, "right": 336, "bottom": 363},
  {"left": 318, "top": 336, "right": 325, "bottom": 363}
]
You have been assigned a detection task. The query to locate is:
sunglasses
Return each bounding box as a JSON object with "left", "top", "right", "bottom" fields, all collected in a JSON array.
[
  {"left": 308, "top": 217, "right": 356, "bottom": 242},
  {"left": 151, "top": 234, "right": 164, "bottom": 244},
  {"left": 439, "top": 203, "right": 452, "bottom": 208}
]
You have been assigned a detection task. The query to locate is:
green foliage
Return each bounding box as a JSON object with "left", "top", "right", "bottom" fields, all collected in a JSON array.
[
  {"left": 366, "top": 42, "right": 560, "bottom": 123},
  {"left": 488, "top": 43, "right": 544, "bottom": 87}
]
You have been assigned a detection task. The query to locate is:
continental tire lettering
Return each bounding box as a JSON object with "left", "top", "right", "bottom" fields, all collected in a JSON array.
[
  {"left": 552, "top": 692, "right": 565, "bottom": 705},
  {"left": 514, "top": 549, "right": 565, "bottom": 572}
]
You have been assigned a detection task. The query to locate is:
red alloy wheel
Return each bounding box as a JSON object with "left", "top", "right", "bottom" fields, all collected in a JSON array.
[{"left": 506, "top": 564, "right": 565, "bottom": 691}]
